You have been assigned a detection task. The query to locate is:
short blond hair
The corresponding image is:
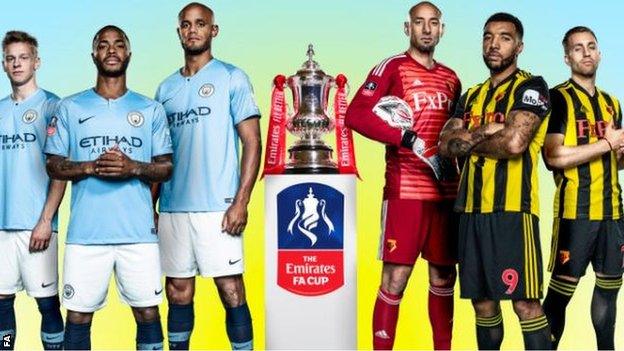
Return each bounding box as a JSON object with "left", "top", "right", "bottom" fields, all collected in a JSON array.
[{"left": 2, "top": 30, "right": 38, "bottom": 56}]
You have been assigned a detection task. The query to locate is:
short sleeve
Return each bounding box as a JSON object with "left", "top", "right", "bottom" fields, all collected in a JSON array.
[
  {"left": 44, "top": 102, "right": 70, "bottom": 157},
  {"left": 547, "top": 89, "right": 567, "bottom": 134},
  {"left": 510, "top": 76, "right": 551, "bottom": 119},
  {"left": 151, "top": 104, "right": 173, "bottom": 157},
  {"left": 43, "top": 96, "right": 60, "bottom": 124},
  {"left": 449, "top": 79, "right": 462, "bottom": 118},
  {"left": 230, "top": 69, "right": 261, "bottom": 125}
]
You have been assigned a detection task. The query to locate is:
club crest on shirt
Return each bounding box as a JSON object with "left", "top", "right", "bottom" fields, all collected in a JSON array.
[
  {"left": 606, "top": 105, "right": 614, "bottom": 116},
  {"left": 199, "top": 83, "right": 215, "bottom": 98},
  {"left": 386, "top": 239, "right": 397, "bottom": 253},
  {"left": 127, "top": 111, "right": 144, "bottom": 127},
  {"left": 22, "top": 109, "right": 38, "bottom": 124},
  {"left": 558, "top": 250, "right": 570, "bottom": 265}
]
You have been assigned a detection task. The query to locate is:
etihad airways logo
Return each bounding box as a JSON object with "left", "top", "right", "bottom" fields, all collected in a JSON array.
[
  {"left": 0, "top": 133, "right": 37, "bottom": 150},
  {"left": 167, "top": 106, "right": 211, "bottom": 128},
  {"left": 79, "top": 135, "right": 143, "bottom": 155}
]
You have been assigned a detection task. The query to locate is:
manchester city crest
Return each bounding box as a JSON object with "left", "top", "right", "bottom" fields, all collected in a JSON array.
[
  {"left": 199, "top": 83, "right": 214, "bottom": 97},
  {"left": 22, "top": 109, "right": 38, "bottom": 124},
  {"left": 127, "top": 111, "right": 144, "bottom": 127},
  {"left": 63, "top": 284, "right": 74, "bottom": 299}
]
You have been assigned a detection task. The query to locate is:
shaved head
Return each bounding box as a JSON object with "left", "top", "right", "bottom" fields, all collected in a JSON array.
[
  {"left": 177, "top": 2, "right": 218, "bottom": 56},
  {"left": 409, "top": 1, "right": 442, "bottom": 20},
  {"left": 178, "top": 2, "right": 214, "bottom": 22}
]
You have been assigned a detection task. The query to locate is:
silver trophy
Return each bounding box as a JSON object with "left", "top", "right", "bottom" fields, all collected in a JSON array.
[{"left": 284, "top": 44, "right": 338, "bottom": 174}]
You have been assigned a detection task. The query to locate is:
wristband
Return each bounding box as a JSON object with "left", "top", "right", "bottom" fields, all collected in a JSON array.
[
  {"left": 603, "top": 138, "right": 613, "bottom": 151},
  {"left": 401, "top": 130, "right": 417, "bottom": 149}
]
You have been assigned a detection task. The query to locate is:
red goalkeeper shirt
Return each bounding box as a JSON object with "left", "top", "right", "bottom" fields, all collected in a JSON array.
[{"left": 346, "top": 52, "right": 461, "bottom": 201}]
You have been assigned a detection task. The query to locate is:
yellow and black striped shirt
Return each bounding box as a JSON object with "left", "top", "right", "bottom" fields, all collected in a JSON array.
[
  {"left": 453, "top": 70, "right": 551, "bottom": 216},
  {"left": 547, "top": 79, "right": 623, "bottom": 220}
]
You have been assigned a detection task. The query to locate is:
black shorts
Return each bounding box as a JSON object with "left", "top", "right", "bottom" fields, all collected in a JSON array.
[
  {"left": 547, "top": 218, "right": 624, "bottom": 278},
  {"left": 458, "top": 212, "right": 543, "bottom": 300}
]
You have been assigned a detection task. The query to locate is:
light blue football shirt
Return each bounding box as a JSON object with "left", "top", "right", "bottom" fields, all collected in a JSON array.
[
  {"left": 44, "top": 89, "right": 172, "bottom": 245},
  {"left": 156, "top": 59, "right": 260, "bottom": 212},
  {"left": 0, "top": 89, "right": 59, "bottom": 231}
]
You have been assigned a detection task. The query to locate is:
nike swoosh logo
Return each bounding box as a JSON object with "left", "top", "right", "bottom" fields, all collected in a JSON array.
[
  {"left": 160, "top": 96, "right": 174, "bottom": 105},
  {"left": 229, "top": 259, "right": 242, "bottom": 265},
  {"left": 41, "top": 282, "right": 55, "bottom": 288},
  {"left": 154, "top": 288, "right": 163, "bottom": 295},
  {"left": 78, "top": 115, "right": 95, "bottom": 124}
]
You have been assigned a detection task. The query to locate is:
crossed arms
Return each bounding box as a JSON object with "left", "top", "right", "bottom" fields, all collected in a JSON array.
[{"left": 439, "top": 109, "right": 543, "bottom": 159}]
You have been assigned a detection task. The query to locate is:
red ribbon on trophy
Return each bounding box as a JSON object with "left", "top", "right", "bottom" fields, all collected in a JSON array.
[
  {"left": 261, "top": 75, "right": 288, "bottom": 177},
  {"left": 333, "top": 74, "right": 359, "bottom": 177}
]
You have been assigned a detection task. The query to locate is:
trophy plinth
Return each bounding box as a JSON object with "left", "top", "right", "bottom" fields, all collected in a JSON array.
[{"left": 284, "top": 44, "right": 338, "bottom": 174}]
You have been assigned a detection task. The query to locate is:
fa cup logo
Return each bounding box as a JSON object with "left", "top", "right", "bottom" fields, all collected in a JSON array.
[{"left": 287, "top": 187, "right": 334, "bottom": 246}]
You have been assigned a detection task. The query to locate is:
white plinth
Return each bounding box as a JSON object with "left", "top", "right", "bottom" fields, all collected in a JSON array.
[{"left": 264, "top": 174, "right": 357, "bottom": 350}]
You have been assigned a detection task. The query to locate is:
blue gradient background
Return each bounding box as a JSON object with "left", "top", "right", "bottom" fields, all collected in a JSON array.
[{"left": 2, "top": 1, "right": 624, "bottom": 349}]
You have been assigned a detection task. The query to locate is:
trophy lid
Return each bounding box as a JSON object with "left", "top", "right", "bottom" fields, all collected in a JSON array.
[{"left": 294, "top": 44, "right": 329, "bottom": 78}]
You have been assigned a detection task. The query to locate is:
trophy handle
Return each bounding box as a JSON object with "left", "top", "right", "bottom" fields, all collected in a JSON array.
[
  {"left": 328, "top": 82, "right": 351, "bottom": 115},
  {"left": 327, "top": 76, "right": 350, "bottom": 130},
  {"left": 285, "top": 86, "right": 296, "bottom": 131},
  {"left": 286, "top": 103, "right": 295, "bottom": 131}
]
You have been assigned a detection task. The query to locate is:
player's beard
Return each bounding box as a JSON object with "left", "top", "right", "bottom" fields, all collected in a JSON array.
[
  {"left": 182, "top": 39, "right": 211, "bottom": 56},
  {"left": 95, "top": 56, "right": 130, "bottom": 78},
  {"left": 483, "top": 52, "right": 516, "bottom": 74},
  {"left": 411, "top": 37, "right": 436, "bottom": 54}
]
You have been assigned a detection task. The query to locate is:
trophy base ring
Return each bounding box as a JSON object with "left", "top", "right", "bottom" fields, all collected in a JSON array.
[
  {"left": 283, "top": 167, "right": 339, "bottom": 174},
  {"left": 285, "top": 143, "right": 339, "bottom": 174}
]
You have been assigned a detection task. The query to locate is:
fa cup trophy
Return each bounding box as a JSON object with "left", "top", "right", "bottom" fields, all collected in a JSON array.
[{"left": 262, "top": 44, "right": 358, "bottom": 176}]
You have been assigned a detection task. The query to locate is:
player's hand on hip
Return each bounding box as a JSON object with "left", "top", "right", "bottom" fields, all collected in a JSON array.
[
  {"left": 94, "top": 146, "right": 138, "bottom": 178},
  {"left": 29, "top": 219, "right": 52, "bottom": 252},
  {"left": 222, "top": 202, "right": 248, "bottom": 236}
]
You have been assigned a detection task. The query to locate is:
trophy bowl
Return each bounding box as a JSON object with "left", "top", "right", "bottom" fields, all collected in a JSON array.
[{"left": 284, "top": 44, "right": 338, "bottom": 174}]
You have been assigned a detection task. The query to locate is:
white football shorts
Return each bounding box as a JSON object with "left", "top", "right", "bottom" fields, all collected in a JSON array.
[
  {"left": 61, "top": 243, "right": 162, "bottom": 313},
  {"left": 0, "top": 230, "right": 58, "bottom": 297},
  {"left": 159, "top": 212, "right": 244, "bottom": 278}
]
